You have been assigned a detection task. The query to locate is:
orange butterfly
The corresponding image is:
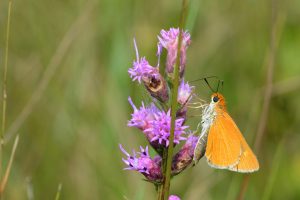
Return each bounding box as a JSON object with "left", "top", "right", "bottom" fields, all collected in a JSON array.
[{"left": 193, "top": 88, "right": 259, "bottom": 172}]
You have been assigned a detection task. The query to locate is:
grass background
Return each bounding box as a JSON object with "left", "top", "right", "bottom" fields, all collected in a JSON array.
[{"left": 0, "top": 0, "right": 300, "bottom": 199}]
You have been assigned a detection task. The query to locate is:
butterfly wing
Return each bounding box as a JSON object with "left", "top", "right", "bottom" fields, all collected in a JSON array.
[
  {"left": 205, "top": 108, "right": 242, "bottom": 169},
  {"left": 221, "top": 111, "right": 259, "bottom": 172},
  {"left": 227, "top": 119, "right": 259, "bottom": 172},
  {"left": 205, "top": 108, "right": 259, "bottom": 172}
]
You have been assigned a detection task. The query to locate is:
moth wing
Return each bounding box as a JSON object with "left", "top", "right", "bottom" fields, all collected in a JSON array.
[{"left": 205, "top": 109, "right": 242, "bottom": 169}]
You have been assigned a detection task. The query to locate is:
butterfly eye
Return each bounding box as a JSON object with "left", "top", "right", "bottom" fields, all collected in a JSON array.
[{"left": 213, "top": 96, "right": 219, "bottom": 102}]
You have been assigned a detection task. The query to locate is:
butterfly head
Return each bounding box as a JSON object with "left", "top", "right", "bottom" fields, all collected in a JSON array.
[{"left": 211, "top": 93, "right": 226, "bottom": 109}]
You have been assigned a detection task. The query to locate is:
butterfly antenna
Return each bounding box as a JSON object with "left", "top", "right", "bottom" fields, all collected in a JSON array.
[
  {"left": 190, "top": 75, "right": 219, "bottom": 83},
  {"left": 204, "top": 78, "right": 215, "bottom": 93},
  {"left": 216, "top": 80, "right": 220, "bottom": 92},
  {"left": 216, "top": 79, "right": 224, "bottom": 92},
  {"left": 221, "top": 80, "right": 224, "bottom": 92}
]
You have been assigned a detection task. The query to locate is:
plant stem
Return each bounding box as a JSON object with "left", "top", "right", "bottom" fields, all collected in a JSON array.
[
  {"left": 157, "top": 149, "right": 167, "bottom": 199},
  {"left": 54, "top": 183, "right": 63, "bottom": 200},
  {"left": 1, "top": 0, "right": 13, "bottom": 180},
  {"left": 159, "top": 1, "right": 189, "bottom": 199},
  {"left": 0, "top": 135, "right": 19, "bottom": 195}
]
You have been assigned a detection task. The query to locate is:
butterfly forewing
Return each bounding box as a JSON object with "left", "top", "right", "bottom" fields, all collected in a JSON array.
[
  {"left": 206, "top": 107, "right": 259, "bottom": 172},
  {"left": 205, "top": 108, "right": 242, "bottom": 169}
]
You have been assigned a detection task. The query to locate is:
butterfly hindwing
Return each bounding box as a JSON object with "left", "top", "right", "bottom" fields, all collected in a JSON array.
[{"left": 224, "top": 114, "right": 259, "bottom": 172}]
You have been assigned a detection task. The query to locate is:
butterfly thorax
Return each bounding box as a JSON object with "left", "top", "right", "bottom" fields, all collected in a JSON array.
[{"left": 193, "top": 95, "right": 218, "bottom": 163}]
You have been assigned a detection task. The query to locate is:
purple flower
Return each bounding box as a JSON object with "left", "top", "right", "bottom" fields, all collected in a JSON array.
[
  {"left": 128, "top": 40, "right": 169, "bottom": 102},
  {"left": 157, "top": 28, "right": 191, "bottom": 78},
  {"left": 183, "top": 134, "right": 199, "bottom": 155},
  {"left": 172, "top": 134, "right": 198, "bottom": 175},
  {"left": 128, "top": 39, "right": 158, "bottom": 83},
  {"left": 119, "top": 144, "right": 162, "bottom": 182},
  {"left": 169, "top": 195, "right": 181, "bottom": 200},
  {"left": 128, "top": 58, "right": 156, "bottom": 83},
  {"left": 144, "top": 110, "right": 188, "bottom": 147},
  {"left": 178, "top": 80, "right": 194, "bottom": 105},
  {"left": 127, "top": 97, "right": 159, "bottom": 130},
  {"left": 128, "top": 98, "right": 188, "bottom": 148}
]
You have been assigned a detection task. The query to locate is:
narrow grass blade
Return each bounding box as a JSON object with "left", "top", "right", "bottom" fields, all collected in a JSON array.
[{"left": 0, "top": 135, "right": 19, "bottom": 194}]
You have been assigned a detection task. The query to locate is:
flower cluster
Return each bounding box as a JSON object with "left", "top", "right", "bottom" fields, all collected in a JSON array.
[
  {"left": 119, "top": 145, "right": 162, "bottom": 182},
  {"left": 128, "top": 97, "right": 188, "bottom": 149},
  {"left": 120, "top": 28, "right": 201, "bottom": 199}
]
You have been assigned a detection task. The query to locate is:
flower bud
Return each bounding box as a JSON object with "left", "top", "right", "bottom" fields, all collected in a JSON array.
[
  {"left": 142, "top": 69, "right": 169, "bottom": 102},
  {"left": 172, "top": 135, "right": 198, "bottom": 175},
  {"left": 193, "top": 133, "right": 208, "bottom": 164},
  {"left": 157, "top": 28, "right": 191, "bottom": 79},
  {"left": 169, "top": 195, "right": 181, "bottom": 200},
  {"left": 177, "top": 80, "right": 194, "bottom": 105}
]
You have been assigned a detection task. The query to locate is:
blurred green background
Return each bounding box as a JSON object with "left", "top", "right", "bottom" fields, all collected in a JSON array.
[{"left": 0, "top": 0, "right": 300, "bottom": 199}]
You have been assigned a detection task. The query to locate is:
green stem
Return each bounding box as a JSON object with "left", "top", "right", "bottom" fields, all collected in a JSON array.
[
  {"left": 157, "top": 149, "right": 167, "bottom": 199},
  {"left": 1, "top": 0, "right": 13, "bottom": 181},
  {"left": 54, "top": 183, "right": 63, "bottom": 200},
  {"left": 159, "top": 1, "right": 189, "bottom": 199}
]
